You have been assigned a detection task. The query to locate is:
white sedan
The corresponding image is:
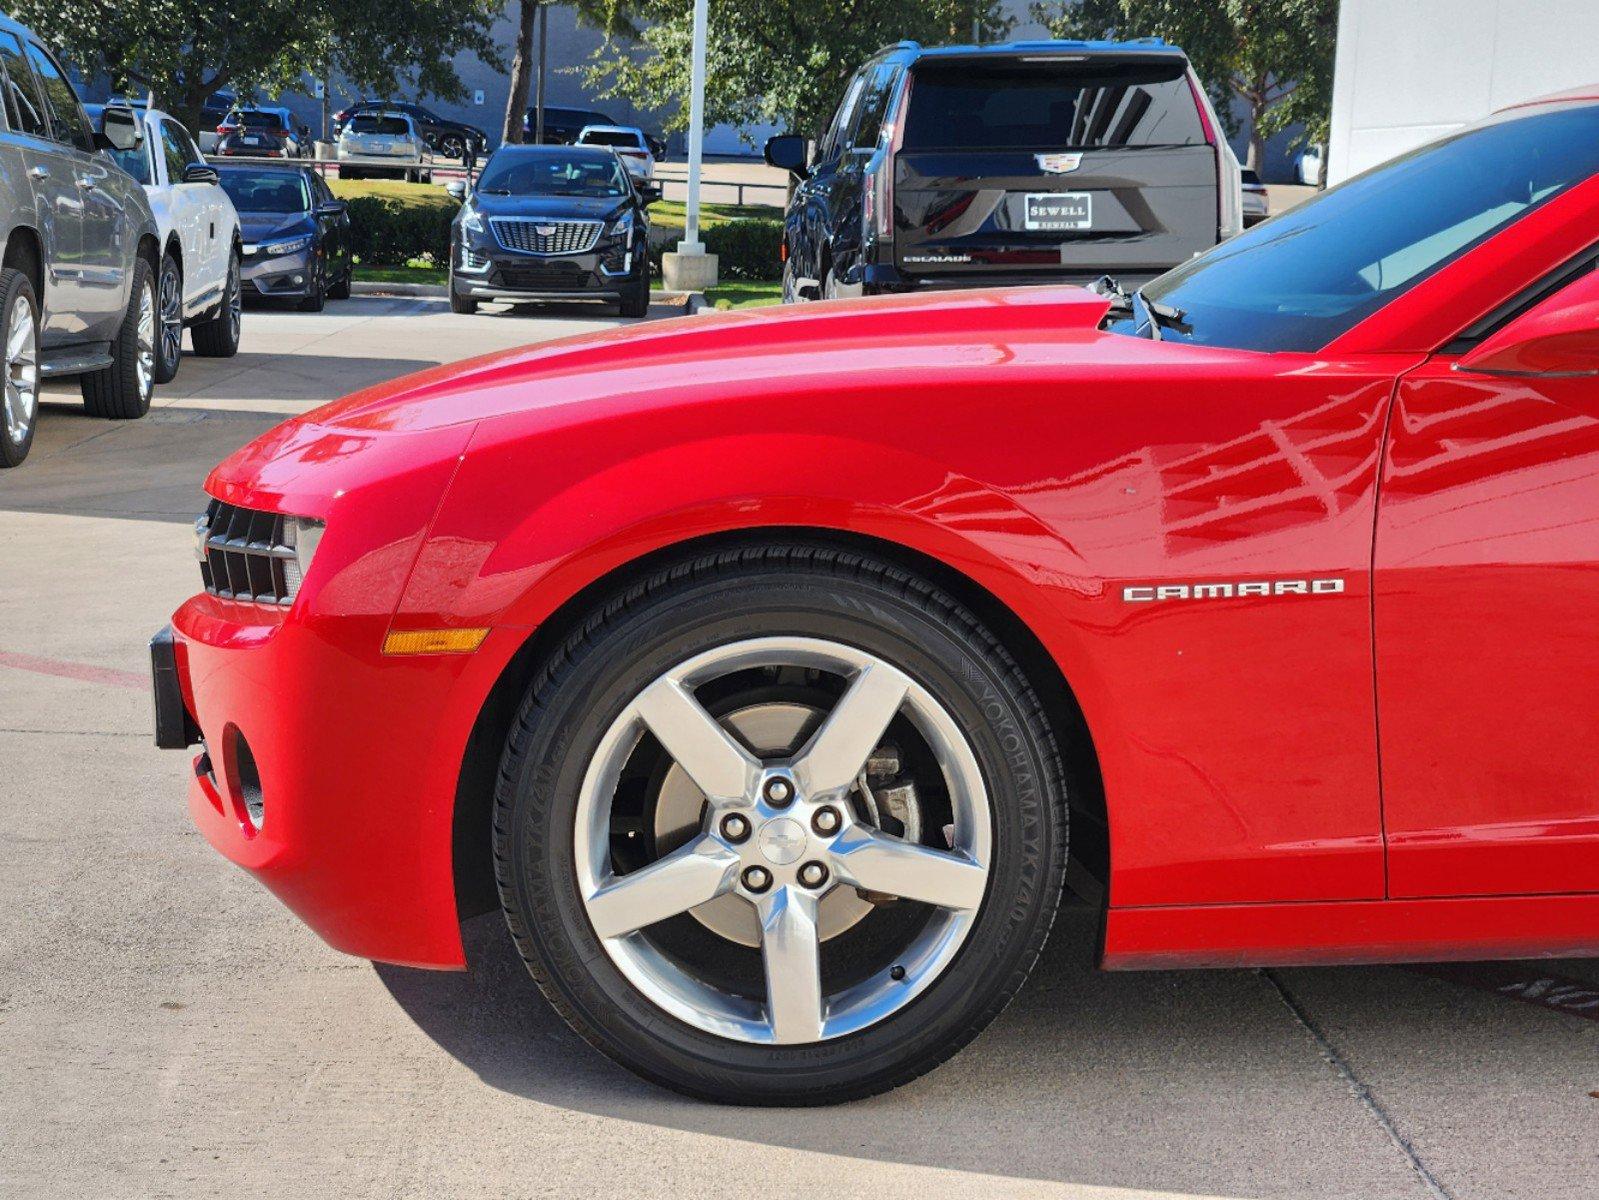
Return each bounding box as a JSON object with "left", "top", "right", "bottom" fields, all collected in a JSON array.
[
  {"left": 576, "top": 124, "right": 656, "bottom": 181},
  {"left": 337, "top": 111, "right": 428, "bottom": 181},
  {"left": 95, "top": 104, "right": 243, "bottom": 383}
]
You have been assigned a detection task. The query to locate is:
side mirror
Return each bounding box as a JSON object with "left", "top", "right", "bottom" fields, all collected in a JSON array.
[
  {"left": 445, "top": 179, "right": 466, "bottom": 201},
  {"left": 764, "top": 134, "right": 809, "bottom": 179},
  {"left": 317, "top": 200, "right": 347, "bottom": 217},
  {"left": 182, "top": 163, "right": 219, "bottom": 185},
  {"left": 638, "top": 183, "right": 661, "bottom": 203},
  {"left": 1456, "top": 273, "right": 1599, "bottom": 379},
  {"left": 96, "top": 105, "right": 142, "bottom": 153}
]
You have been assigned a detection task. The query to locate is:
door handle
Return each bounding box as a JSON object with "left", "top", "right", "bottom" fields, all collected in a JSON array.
[{"left": 28, "top": 165, "right": 48, "bottom": 179}]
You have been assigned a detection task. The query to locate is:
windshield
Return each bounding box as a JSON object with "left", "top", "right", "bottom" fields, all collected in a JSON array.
[
  {"left": 902, "top": 58, "right": 1203, "bottom": 152},
  {"left": 219, "top": 169, "right": 311, "bottom": 214},
  {"left": 476, "top": 151, "right": 628, "bottom": 197},
  {"left": 1121, "top": 101, "right": 1599, "bottom": 353},
  {"left": 350, "top": 115, "right": 409, "bottom": 135}
]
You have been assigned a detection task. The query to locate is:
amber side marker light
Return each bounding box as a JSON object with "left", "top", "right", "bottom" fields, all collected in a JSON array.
[{"left": 382, "top": 628, "right": 491, "bottom": 656}]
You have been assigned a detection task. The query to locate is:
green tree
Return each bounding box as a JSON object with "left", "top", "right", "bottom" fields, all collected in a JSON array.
[
  {"left": 1032, "top": 0, "right": 1338, "bottom": 172},
  {"left": 12, "top": 0, "right": 504, "bottom": 133},
  {"left": 502, "top": 0, "right": 636, "bottom": 146},
  {"left": 583, "top": 0, "right": 1014, "bottom": 146}
]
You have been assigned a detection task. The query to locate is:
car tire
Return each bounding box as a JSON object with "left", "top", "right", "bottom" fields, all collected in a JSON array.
[
  {"left": 297, "top": 267, "right": 326, "bottom": 313},
  {"left": 153, "top": 254, "right": 183, "bottom": 385},
  {"left": 439, "top": 134, "right": 466, "bottom": 160},
  {"left": 0, "top": 267, "right": 41, "bottom": 468},
  {"left": 192, "top": 252, "right": 242, "bottom": 358},
  {"left": 493, "top": 543, "right": 1067, "bottom": 1105},
  {"left": 81, "top": 256, "right": 156, "bottom": 420},
  {"left": 327, "top": 266, "right": 352, "bottom": 301},
  {"left": 449, "top": 264, "right": 478, "bottom": 314},
  {"left": 618, "top": 241, "right": 650, "bottom": 318},
  {"left": 781, "top": 258, "right": 799, "bottom": 304}
]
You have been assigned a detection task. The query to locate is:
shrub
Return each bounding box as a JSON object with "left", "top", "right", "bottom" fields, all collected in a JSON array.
[
  {"left": 344, "top": 194, "right": 457, "bottom": 267},
  {"left": 648, "top": 216, "right": 784, "bottom": 282}
]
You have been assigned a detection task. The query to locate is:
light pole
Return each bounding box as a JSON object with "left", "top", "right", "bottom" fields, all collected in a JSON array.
[{"left": 663, "top": 0, "right": 719, "bottom": 292}]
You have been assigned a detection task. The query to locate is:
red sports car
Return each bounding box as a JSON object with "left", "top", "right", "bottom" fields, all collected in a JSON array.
[{"left": 154, "top": 88, "right": 1599, "bottom": 1104}]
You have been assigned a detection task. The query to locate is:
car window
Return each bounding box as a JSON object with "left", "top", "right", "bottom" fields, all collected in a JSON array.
[
  {"left": 818, "top": 69, "right": 868, "bottom": 164},
  {"left": 24, "top": 41, "right": 93, "bottom": 152},
  {"left": 350, "top": 114, "right": 410, "bottom": 135},
  {"left": 849, "top": 61, "right": 900, "bottom": 152},
  {"left": 902, "top": 57, "right": 1203, "bottom": 152},
  {"left": 0, "top": 33, "right": 50, "bottom": 139},
  {"left": 580, "top": 129, "right": 642, "bottom": 149},
  {"left": 171, "top": 121, "right": 203, "bottom": 165},
  {"left": 159, "top": 119, "right": 190, "bottom": 181},
  {"left": 1132, "top": 101, "right": 1599, "bottom": 353}
]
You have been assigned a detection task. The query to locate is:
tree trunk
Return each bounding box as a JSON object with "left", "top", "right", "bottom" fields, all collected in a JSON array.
[
  {"left": 1247, "top": 107, "right": 1267, "bottom": 173},
  {"left": 502, "top": 0, "right": 538, "bottom": 146}
]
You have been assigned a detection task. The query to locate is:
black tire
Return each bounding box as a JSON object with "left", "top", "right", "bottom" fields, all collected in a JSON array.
[
  {"left": 618, "top": 240, "right": 650, "bottom": 318},
  {"left": 781, "top": 258, "right": 798, "bottom": 304},
  {"left": 494, "top": 544, "right": 1066, "bottom": 1105},
  {"left": 439, "top": 133, "right": 466, "bottom": 160},
  {"left": 153, "top": 254, "right": 183, "bottom": 384},
  {"left": 449, "top": 263, "right": 478, "bottom": 314},
  {"left": 81, "top": 256, "right": 155, "bottom": 419},
  {"left": 327, "top": 265, "right": 352, "bottom": 301},
  {"left": 337, "top": 166, "right": 353, "bottom": 180},
  {"left": 297, "top": 266, "right": 326, "bottom": 313},
  {"left": 192, "top": 251, "right": 242, "bottom": 358},
  {"left": 0, "top": 267, "right": 40, "bottom": 468}
]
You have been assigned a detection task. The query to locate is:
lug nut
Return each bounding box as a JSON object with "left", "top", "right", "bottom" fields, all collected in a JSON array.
[
  {"left": 742, "top": 865, "right": 772, "bottom": 893},
  {"left": 798, "top": 861, "right": 829, "bottom": 889},
  {"left": 811, "top": 806, "right": 841, "bottom": 836},
  {"left": 763, "top": 777, "right": 793, "bottom": 806},
  {"left": 720, "top": 813, "right": 751, "bottom": 843}
]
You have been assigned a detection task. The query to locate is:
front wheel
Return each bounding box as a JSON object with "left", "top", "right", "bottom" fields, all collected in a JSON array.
[
  {"left": 0, "top": 267, "right": 40, "bottom": 467},
  {"left": 296, "top": 265, "right": 326, "bottom": 313},
  {"left": 81, "top": 256, "right": 156, "bottom": 419},
  {"left": 494, "top": 545, "right": 1066, "bottom": 1104},
  {"left": 618, "top": 240, "right": 650, "bottom": 318},
  {"left": 153, "top": 254, "right": 183, "bottom": 384},
  {"left": 192, "top": 252, "right": 242, "bottom": 358}
]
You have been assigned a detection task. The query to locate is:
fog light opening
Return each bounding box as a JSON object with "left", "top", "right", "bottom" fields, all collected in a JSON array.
[{"left": 223, "top": 725, "right": 266, "bottom": 835}]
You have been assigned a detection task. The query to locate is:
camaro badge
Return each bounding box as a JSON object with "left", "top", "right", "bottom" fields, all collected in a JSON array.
[
  {"left": 1122, "top": 577, "right": 1347, "bottom": 602},
  {"left": 1036, "top": 152, "right": 1083, "bottom": 174}
]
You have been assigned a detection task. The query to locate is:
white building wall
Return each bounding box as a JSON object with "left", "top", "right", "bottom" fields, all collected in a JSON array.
[{"left": 1328, "top": 0, "right": 1599, "bottom": 183}]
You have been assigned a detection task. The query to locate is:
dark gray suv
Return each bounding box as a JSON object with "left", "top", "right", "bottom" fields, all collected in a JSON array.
[{"left": 0, "top": 12, "right": 162, "bottom": 467}]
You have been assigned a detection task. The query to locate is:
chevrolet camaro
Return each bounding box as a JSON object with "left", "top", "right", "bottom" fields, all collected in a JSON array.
[{"left": 153, "top": 88, "right": 1599, "bottom": 1104}]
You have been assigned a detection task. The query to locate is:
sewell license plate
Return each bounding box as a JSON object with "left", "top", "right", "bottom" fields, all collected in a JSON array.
[{"left": 1024, "top": 192, "right": 1092, "bottom": 232}]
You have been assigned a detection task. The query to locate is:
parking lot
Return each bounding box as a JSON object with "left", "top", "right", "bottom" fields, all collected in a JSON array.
[{"left": 1, "top": 297, "right": 1595, "bottom": 1200}]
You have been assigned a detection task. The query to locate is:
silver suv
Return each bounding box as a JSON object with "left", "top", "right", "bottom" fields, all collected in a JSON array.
[{"left": 0, "top": 12, "right": 161, "bottom": 467}]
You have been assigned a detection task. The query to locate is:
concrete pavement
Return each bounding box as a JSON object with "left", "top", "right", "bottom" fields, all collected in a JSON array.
[{"left": 1, "top": 297, "right": 1595, "bottom": 1200}]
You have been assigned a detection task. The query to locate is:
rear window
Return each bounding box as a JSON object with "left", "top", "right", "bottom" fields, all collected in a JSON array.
[
  {"left": 901, "top": 57, "right": 1204, "bottom": 152},
  {"left": 580, "top": 130, "right": 640, "bottom": 148},
  {"left": 351, "top": 115, "right": 409, "bottom": 135}
]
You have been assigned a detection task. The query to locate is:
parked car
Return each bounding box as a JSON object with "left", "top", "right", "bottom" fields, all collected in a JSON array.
[
  {"left": 575, "top": 124, "right": 655, "bottom": 181},
  {"left": 0, "top": 14, "right": 163, "bottom": 467},
  {"left": 333, "top": 99, "right": 487, "bottom": 160},
  {"left": 336, "top": 110, "right": 427, "bottom": 181},
  {"left": 156, "top": 84, "right": 1599, "bottom": 1103},
  {"left": 1241, "top": 166, "right": 1269, "bottom": 225},
  {"left": 765, "top": 37, "right": 1243, "bottom": 300},
  {"left": 446, "top": 144, "right": 655, "bottom": 317},
  {"left": 90, "top": 104, "right": 242, "bottom": 382},
  {"left": 1298, "top": 142, "right": 1325, "bottom": 186},
  {"left": 216, "top": 107, "right": 303, "bottom": 158},
  {"left": 523, "top": 104, "right": 613, "bottom": 145},
  {"left": 194, "top": 90, "right": 236, "bottom": 152},
  {"left": 216, "top": 164, "right": 351, "bottom": 311}
]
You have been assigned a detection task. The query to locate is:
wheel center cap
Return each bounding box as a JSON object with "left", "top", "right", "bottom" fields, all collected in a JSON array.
[{"left": 757, "top": 817, "right": 807, "bottom": 865}]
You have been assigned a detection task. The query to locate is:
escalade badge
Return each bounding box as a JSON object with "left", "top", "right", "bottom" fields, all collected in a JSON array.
[
  {"left": 1122, "top": 577, "right": 1346, "bottom": 602},
  {"left": 1036, "top": 152, "right": 1083, "bottom": 174}
]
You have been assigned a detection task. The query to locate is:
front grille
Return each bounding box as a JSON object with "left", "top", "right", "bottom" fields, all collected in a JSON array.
[
  {"left": 196, "top": 499, "right": 304, "bottom": 606},
  {"left": 496, "top": 263, "right": 590, "bottom": 291},
  {"left": 489, "top": 217, "right": 602, "bottom": 255}
]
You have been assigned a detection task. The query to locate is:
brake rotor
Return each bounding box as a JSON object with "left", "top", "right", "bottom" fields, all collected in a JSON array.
[{"left": 652, "top": 701, "right": 882, "bottom": 947}]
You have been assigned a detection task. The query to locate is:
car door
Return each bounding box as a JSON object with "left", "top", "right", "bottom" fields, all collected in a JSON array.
[
  {"left": 23, "top": 39, "right": 123, "bottom": 340},
  {"left": 309, "top": 172, "right": 348, "bottom": 279},
  {"left": 1375, "top": 260, "right": 1599, "bottom": 899},
  {"left": 162, "top": 118, "right": 226, "bottom": 310},
  {"left": 0, "top": 32, "right": 84, "bottom": 344},
  {"left": 794, "top": 66, "right": 869, "bottom": 290}
]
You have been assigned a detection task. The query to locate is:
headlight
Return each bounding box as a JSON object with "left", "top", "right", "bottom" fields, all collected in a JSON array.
[
  {"left": 608, "top": 213, "right": 633, "bottom": 238},
  {"left": 461, "top": 204, "right": 485, "bottom": 233},
  {"left": 262, "top": 235, "right": 312, "bottom": 256}
]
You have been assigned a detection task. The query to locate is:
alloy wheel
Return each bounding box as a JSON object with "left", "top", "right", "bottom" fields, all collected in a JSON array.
[
  {"left": 574, "top": 636, "right": 992, "bottom": 1045},
  {"left": 135, "top": 278, "right": 156, "bottom": 400},
  {"left": 226, "top": 258, "right": 241, "bottom": 341},
  {"left": 159, "top": 263, "right": 182, "bottom": 369},
  {"left": 3, "top": 291, "right": 38, "bottom": 444}
]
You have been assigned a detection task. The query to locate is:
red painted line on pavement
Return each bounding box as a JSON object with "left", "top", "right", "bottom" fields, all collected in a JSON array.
[
  {"left": 0, "top": 650, "right": 145, "bottom": 691},
  {"left": 1412, "top": 962, "right": 1599, "bottom": 1022}
]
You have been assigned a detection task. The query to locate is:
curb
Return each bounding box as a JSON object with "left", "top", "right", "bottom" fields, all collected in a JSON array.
[{"left": 350, "top": 281, "right": 707, "bottom": 313}]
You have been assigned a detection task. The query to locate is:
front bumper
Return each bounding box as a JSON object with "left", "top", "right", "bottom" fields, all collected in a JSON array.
[
  {"left": 241, "top": 248, "right": 316, "bottom": 298},
  {"left": 452, "top": 238, "right": 633, "bottom": 303}
]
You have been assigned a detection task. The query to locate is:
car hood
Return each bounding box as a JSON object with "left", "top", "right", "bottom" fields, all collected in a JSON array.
[
  {"left": 468, "top": 193, "right": 629, "bottom": 223},
  {"left": 239, "top": 212, "right": 314, "bottom": 242}
]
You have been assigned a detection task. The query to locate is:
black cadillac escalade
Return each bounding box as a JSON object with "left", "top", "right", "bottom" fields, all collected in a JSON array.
[{"left": 765, "top": 38, "right": 1244, "bottom": 301}]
